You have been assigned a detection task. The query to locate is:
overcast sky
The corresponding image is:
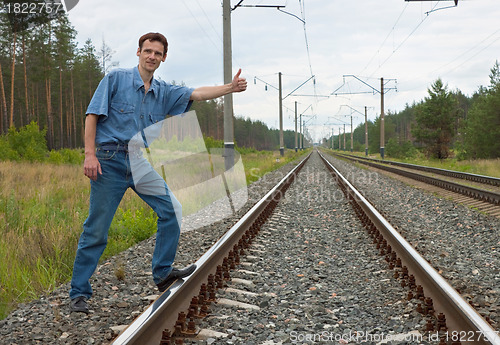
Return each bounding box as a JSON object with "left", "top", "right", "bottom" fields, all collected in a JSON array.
[{"left": 67, "top": 0, "right": 500, "bottom": 142}]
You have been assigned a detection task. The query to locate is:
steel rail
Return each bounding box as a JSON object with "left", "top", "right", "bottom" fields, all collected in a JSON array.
[
  {"left": 338, "top": 152, "right": 500, "bottom": 187},
  {"left": 318, "top": 151, "right": 499, "bottom": 345},
  {"left": 110, "top": 152, "right": 311, "bottom": 345},
  {"left": 333, "top": 152, "right": 500, "bottom": 205}
]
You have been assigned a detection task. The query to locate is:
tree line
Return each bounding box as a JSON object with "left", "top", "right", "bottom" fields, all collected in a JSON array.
[
  {"left": 0, "top": 12, "right": 311, "bottom": 153},
  {"left": 325, "top": 62, "right": 500, "bottom": 160},
  {"left": 0, "top": 12, "right": 103, "bottom": 149},
  {"left": 193, "top": 99, "right": 311, "bottom": 151}
]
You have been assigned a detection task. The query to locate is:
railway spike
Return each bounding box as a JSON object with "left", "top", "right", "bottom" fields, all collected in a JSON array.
[
  {"left": 182, "top": 318, "right": 197, "bottom": 336},
  {"left": 396, "top": 258, "right": 402, "bottom": 268},
  {"left": 187, "top": 306, "right": 197, "bottom": 319},
  {"left": 407, "top": 291, "right": 414, "bottom": 300},
  {"left": 199, "top": 303, "right": 210, "bottom": 317},
  {"left": 173, "top": 323, "right": 184, "bottom": 337},
  {"left": 424, "top": 297, "right": 434, "bottom": 315},
  {"left": 416, "top": 303, "right": 424, "bottom": 314},
  {"left": 425, "top": 318, "right": 435, "bottom": 332},
  {"left": 401, "top": 266, "right": 409, "bottom": 280},
  {"left": 437, "top": 313, "right": 447, "bottom": 332},
  {"left": 160, "top": 329, "right": 172, "bottom": 345},
  {"left": 408, "top": 274, "right": 416, "bottom": 290},
  {"left": 416, "top": 285, "right": 425, "bottom": 300}
]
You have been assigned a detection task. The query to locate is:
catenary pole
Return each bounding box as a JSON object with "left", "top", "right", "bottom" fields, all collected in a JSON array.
[
  {"left": 334, "top": 75, "right": 395, "bottom": 158},
  {"left": 294, "top": 101, "right": 298, "bottom": 152},
  {"left": 380, "top": 77, "right": 385, "bottom": 159},
  {"left": 343, "top": 124, "right": 346, "bottom": 151},
  {"left": 365, "top": 106, "right": 368, "bottom": 156},
  {"left": 223, "top": 0, "right": 234, "bottom": 170},
  {"left": 299, "top": 113, "right": 302, "bottom": 150},
  {"left": 350, "top": 115, "right": 353, "bottom": 152},
  {"left": 279, "top": 72, "right": 284, "bottom": 156},
  {"left": 338, "top": 128, "right": 341, "bottom": 150}
]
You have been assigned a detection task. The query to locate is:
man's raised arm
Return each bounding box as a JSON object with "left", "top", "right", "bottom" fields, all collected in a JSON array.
[{"left": 190, "top": 69, "right": 247, "bottom": 101}]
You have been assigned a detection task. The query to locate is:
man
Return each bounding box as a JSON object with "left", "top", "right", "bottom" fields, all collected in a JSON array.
[{"left": 70, "top": 32, "right": 247, "bottom": 313}]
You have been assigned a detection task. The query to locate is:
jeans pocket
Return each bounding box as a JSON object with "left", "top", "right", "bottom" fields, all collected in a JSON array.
[{"left": 96, "top": 148, "right": 117, "bottom": 160}]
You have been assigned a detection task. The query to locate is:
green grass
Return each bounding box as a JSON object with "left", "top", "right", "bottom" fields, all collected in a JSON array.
[
  {"left": 242, "top": 149, "right": 311, "bottom": 184},
  {"left": 0, "top": 147, "right": 309, "bottom": 320},
  {"left": 0, "top": 161, "right": 157, "bottom": 319}
]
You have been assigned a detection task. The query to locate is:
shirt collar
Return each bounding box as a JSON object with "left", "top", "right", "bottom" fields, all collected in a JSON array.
[{"left": 133, "top": 66, "right": 159, "bottom": 97}]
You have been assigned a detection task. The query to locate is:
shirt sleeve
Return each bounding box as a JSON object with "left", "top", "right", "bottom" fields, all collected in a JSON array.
[
  {"left": 164, "top": 85, "right": 194, "bottom": 116},
  {"left": 85, "top": 72, "right": 117, "bottom": 118}
]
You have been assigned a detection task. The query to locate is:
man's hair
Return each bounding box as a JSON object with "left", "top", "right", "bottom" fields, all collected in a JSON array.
[{"left": 138, "top": 32, "right": 168, "bottom": 56}]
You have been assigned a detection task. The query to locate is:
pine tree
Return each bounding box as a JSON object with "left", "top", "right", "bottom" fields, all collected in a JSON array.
[
  {"left": 412, "top": 79, "right": 458, "bottom": 159},
  {"left": 462, "top": 62, "right": 500, "bottom": 158},
  {"left": 52, "top": 15, "right": 77, "bottom": 148}
]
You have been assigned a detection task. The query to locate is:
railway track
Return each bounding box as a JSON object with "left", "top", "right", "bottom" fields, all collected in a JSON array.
[
  {"left": 329, "top": 152, "right": 500, "bottom": 218},
  {"left": 110, "top": 150, "right": 499, "bottom": 345},
  {"left": 110, "top": 152, "right": 312, "bottom": 344}
]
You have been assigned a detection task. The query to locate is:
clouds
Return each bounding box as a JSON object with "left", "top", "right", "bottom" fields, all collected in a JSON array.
[{"left": 68, "top": 0, "right": 500, "bottom": 141}]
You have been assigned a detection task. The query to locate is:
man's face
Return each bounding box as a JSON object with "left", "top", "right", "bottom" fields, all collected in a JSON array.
[{"left": 137, "top": 39, "right": 167, "bottom": 73}]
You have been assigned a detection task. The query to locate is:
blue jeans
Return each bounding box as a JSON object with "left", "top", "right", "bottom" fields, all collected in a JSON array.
[{"left": 69, "top": 148, "right": 182, "bottom": 300}]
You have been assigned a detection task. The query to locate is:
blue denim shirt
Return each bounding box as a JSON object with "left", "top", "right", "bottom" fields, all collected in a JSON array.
[{"left": 86, "top": 66, "right": 194, "bottom": 145}]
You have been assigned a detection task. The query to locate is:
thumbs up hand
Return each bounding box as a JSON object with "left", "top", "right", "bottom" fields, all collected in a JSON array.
[{"left": 232, "top": 68, "right": 247, "bottom": 93}]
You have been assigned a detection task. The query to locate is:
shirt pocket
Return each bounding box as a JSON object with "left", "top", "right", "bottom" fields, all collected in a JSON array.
[
  {"left": 150, "top": 112, "right": 166, "bottom": 124},
  {"left": 110, "top": 101, "right": 135, "bottom": 115}
]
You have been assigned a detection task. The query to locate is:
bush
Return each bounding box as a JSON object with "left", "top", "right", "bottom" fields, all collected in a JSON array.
[
  {"left": 353, "top": 141, "right": 364, "bottom": 152},
  {"left": 0, "top": 122, "right": 84, "bottom": 165},
  {"left": 0, "top": 136, "right": 19, "bottom": 161},
  {"left": 386, "top": 138, "right": 417, "bottom": 159},
  {"left": 48, "top": 149, "right": 84, "bottom": 165},
  {"left": 204, "top": 136, "right": 223, "bottom": 150},
  {"left": 6, "top": 122, "right": 48, "bottom": 162},
  {"left": 47, "top": 151, "right": 64, "bottom": 164},
  {"left": 61, "top": 149, "right": 84, "bottom": 164}
]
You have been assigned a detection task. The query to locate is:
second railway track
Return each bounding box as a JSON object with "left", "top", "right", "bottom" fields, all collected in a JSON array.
[
  {"left": 329, "top": 152, "right": 500, "bottom": 218},
  {"left": 111, "top": 151, "right": 499, "bottom": 345}
]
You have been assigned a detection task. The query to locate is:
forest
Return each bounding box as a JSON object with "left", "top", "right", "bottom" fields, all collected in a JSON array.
[
  {"left": 325, "top": 63, "right": 500, "bottom": 160},
  {"left": 1, "top": 8, "right": 498, "bottom": 160},
  {"left": 0, "top": 10, "right": 310, "bottom": 155}
]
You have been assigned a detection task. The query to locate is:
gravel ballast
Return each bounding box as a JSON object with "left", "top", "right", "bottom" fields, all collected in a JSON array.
[
  {"left": 0, "top": 150, "right": 497, "bottom": 344},
  {"left": 183, "top": 152, "right": 432, "bottom": 344},
  {"left": 0, "top": 156, "right": 304, "bottom": 345},
  {"left": 321, "top": 152, "right": 499, "bottom": 329}
]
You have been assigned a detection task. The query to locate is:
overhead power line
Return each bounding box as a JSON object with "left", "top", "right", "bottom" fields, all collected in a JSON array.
[
  {"left": 359, "top": 3, "right": 408, "bottom": 76},
  {"left": 367, "top": 1, "right": 441, "bottom": 78},
  {"left": 433, "top": 28, "right": 500, "bottom": 76},
  {"left": 183, "top": 1, "right": 222, "bottom": 55}
]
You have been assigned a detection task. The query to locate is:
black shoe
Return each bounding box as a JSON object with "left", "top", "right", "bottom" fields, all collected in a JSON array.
[
  {"left": 70, "top": 296, "right": 89, "bottom": 314},
  {"left": 157, "top": 264, "right": 197, "bottom": 292}
]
